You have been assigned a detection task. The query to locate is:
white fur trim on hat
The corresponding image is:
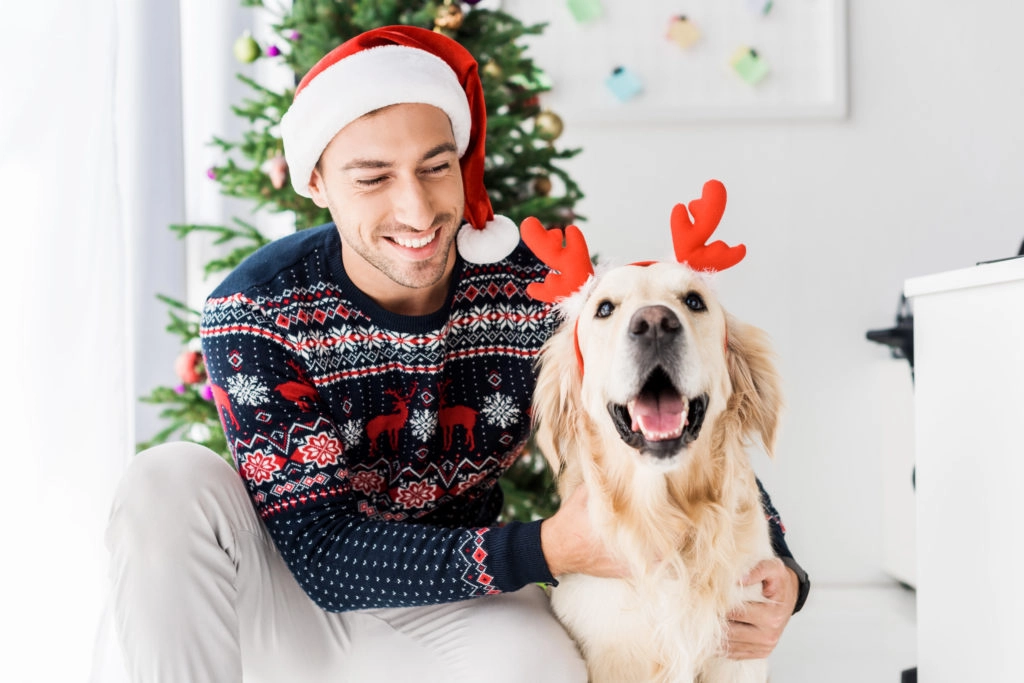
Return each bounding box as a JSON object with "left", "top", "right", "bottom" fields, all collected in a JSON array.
[
  {"left": 456, "top": 215, "right": 520, "bottom": 264},
  {"left": 281, "top": 44, "right": 472, "bottom": 197}
]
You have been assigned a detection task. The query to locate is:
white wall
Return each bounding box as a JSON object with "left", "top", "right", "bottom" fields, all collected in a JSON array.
[{"left": 540, "top": 0, "right": 1024, "bottom": 583}]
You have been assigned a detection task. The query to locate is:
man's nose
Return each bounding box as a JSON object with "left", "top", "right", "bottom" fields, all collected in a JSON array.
[{"left": 392, "top": 176, "right": 435, "bottom": 231}]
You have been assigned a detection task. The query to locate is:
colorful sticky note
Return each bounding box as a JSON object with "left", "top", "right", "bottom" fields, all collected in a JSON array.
[
  {"left": 667, "top": 16, "right": 701, "bottom": 50},
  {"left": 567, "top": 0, "right": 603, "bottom": 24},
  {"left": 746, "top": 0, "right": 773, "bottom": 15},
  {"left": 730, "top": 47, "right": 769, "bottom": 85},
  {"left": 605, "top": 66, "right": 643, "bottom": 102}
]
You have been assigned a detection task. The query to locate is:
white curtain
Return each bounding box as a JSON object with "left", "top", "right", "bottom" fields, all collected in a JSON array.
[
  {"left": 0, "top": 0, "right": 184, "bottom": 679},
  {"left": 0, "top": 0, "right": 292, "bottom": 678}
]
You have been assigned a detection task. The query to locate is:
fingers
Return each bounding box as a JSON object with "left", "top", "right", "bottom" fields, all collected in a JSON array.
[
  {"left": 732, "top": 599, "right": 789, "bottom": 631},
  {"left": 740, "top": 557, "right": 800, "bottom": 619},
  {"left": 724, "top": 580, "right": 793, "bottom": 661},
  {"left": 725, "top": 613, "right": 780, "bottom": 660},
  {"left": 724, "top": 621, "right": 777, "bottom": 660},
  {"left": 740, "top": 559, "right": 771, "bottom": 586},
  {"left": 741, "top": 557, "right": 783, "bottom": 589},
  {"left": 727, "top": 599, "right": 763, "bottom": 623}
]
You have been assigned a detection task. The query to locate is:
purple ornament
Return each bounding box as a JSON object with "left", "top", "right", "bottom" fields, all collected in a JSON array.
[
  {"left": 288, "top": 30, "right": 301, "bottom": 41},
  {"left": 206, "top": 167, "right": 217, "bottom": 180},
  {"left": 266, "top": 44, "right": 281, "bottom": 57},
  {"left": 463, "top": 0, "right": 483, "bottom": 4},
  {"left": 201, "top": 384, "right": 215, "bottom": 401},
  {"left": 174, "top": 384, "right": 187, "bottom": 394}
]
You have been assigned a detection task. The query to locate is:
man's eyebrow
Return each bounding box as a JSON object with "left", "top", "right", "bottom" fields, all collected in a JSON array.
[
  {"left": 421, "top": 142, "right": 458, "bottom": 161},
  {"left": 340, "top": 142, "right": 458, "bottom": 172},
  {"left": 341, "top": 158, "right": 391, "bottom": 171}
]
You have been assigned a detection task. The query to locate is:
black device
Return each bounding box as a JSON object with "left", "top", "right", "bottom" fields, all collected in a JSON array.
[{"left": 866, "top": 294, "right": 914, "bottom": 375}]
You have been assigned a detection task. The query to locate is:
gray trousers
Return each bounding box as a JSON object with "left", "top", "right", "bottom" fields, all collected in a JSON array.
[{"left": 100, "top": 442, "right": 586, "bottom": 682}]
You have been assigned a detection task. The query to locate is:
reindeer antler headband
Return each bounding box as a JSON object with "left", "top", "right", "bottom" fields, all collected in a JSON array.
[{"left": 520, "top": 179, "right": 746, "bottom": 371}]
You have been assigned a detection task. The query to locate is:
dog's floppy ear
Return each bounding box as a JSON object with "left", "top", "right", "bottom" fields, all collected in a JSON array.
[
  {"left": 725, "top": 313, "right": 783, "bottom": 456},
  {"left": 531, "top": 318, "right": 586, "bottom": 482}
]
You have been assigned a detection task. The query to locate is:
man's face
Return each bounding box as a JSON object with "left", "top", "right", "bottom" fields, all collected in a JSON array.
[{"left": 308, "top": 103, "right": 464, "bottom": 313}]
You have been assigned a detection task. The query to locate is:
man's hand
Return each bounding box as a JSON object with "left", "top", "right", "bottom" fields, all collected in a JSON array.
[
  {"left": 724, "top": 557, "right": 799, "bottom": 659},
  {"left": 540, "top": 486, "right": 629, "bottom": 579}
]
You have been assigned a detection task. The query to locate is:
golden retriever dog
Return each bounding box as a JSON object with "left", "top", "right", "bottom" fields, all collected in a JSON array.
[{"left": 523, "top": 181, "right": 783, "bottom": 683}]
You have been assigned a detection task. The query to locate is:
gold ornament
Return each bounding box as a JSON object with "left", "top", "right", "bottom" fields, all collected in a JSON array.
[
  {"left": 434, "top": 2, "right": 465, "bottom": 32},
  {"left": 534, "top": 110, "right": 564, "bottom": 141},
  {"left": 533, "top": 176, "right": 552, "bottom": 197},
  {"left": 482, "top": 60, "right": 504, "bottom": 81}
]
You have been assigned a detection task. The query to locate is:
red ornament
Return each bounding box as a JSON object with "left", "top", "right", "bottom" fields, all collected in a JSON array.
[{"left": 175, "top": 350, "right": 206, "bottom": 385}]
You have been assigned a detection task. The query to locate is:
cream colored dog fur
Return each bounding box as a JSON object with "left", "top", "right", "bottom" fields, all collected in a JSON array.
[{"left": 533, "top": 261, "right": 783, "bottom": 683}]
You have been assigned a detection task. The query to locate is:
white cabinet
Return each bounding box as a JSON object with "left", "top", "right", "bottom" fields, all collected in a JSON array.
[
  {"left": 905, "top": 258, "right": 1024, "bottom": 683},
  {"left": 875, "top": 359, "right": 916, "bottom": 589}
]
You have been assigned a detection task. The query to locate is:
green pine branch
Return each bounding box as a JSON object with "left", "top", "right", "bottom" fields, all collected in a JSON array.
[{"left": 144, "top": 0, "right": 585, "bottom": 523}]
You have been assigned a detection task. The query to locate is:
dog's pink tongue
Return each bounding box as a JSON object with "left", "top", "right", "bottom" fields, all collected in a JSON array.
[{"left": 629, "top": 393, "right": 686, "bottom": 441}]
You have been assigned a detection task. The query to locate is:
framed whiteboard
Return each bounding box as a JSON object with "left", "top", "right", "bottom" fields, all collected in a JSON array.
[{"left": 501, "top": 0, "right": 848, "bottom": 122}]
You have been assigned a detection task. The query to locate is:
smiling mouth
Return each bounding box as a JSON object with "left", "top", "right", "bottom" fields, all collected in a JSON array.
[
  {"left": 390, "top": 230, "right": 438, "bottom": 249},
  {"left": 607, "top": 367, "right": 708, "bottom": 458}
]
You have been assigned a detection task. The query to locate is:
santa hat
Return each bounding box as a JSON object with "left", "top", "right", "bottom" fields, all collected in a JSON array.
[{"left": 280, "top": 25, "right": 519, "bottom": 264}]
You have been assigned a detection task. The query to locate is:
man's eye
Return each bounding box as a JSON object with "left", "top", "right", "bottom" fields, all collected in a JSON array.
[
  {"left": 425, "top": 163, "right": 450, "bottom": 174},
  {"left": 595, "top": 300, "right": 615, "bottom": 318},
  {"left": 356, "top": 176, "right": 387, "bottom": 187}
]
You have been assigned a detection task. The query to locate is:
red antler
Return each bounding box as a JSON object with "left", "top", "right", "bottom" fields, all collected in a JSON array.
[
  {"left": 671, "top": 179, "right": 746, "bottom": 271},
  {"left": 520, "top": 217, "right": 595, "bottom": 303}
]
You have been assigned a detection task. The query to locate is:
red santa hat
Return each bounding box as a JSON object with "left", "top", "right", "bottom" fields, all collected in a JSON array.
[{"left": 280, "top": 25, "right": 519, "bottom": 264}]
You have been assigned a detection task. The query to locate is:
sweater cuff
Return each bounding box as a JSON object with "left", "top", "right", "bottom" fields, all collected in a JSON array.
[
  {"left": 483, "top": 520, "right": 557, "bottom": 591},
  {"left": 780, "top": 555, "right": 811, "bottom": 614}
]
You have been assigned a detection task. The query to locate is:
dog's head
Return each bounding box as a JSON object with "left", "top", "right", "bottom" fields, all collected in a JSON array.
[
  {"left": 582, "top": 263, "right": 728, "bottom": 463},
  {"left": 524, "top": 180, "right": 781, "bottom": 481},
  {"left": 535, "top": 262, "right": 781, "bottom": 473}
]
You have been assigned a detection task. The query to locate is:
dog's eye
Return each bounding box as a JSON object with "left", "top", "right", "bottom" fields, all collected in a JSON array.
[
  {"left": 595, "top": 300, "right": 615, "bottom": 318},
  {"left": 683, "top": 292, "right": 706, "bottom": 312}
]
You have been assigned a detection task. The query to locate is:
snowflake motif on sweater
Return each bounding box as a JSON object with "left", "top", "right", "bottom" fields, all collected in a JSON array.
[
  {"left": 200, "top": 223, "right": 795, "bottom": 612},
  {"left": 200, "top": 224, "right": 558, "bottom": 611}
]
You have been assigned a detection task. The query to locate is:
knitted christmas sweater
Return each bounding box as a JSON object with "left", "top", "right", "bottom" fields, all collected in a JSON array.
[{"left": 200, "top": 223, "right": 794, "bottom": 613}]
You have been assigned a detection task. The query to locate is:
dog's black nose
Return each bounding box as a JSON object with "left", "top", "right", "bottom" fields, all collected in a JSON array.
[{"left": 629, "top": 305, "right": 681, "bottom": 341}]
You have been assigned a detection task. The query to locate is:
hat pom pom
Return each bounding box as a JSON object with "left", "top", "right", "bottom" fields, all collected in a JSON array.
[{"left": 456, "top": 215, "right": 519, "bottom": 263}]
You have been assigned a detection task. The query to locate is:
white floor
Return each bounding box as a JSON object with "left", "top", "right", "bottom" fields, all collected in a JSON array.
[
  {"left": 80, "top": 582, "right": 917, "bottom": 683},
  {"left": 769, "top": 582, "right": 917, "bottom": 683}
]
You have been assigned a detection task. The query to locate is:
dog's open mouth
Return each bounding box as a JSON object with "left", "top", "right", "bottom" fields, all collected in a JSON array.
[{"left": 607, "top": 367, "right": 708, "bottom": 457}]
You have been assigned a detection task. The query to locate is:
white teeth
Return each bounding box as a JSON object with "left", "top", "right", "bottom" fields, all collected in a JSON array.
[{"left": 393, "top": 232, "right": 437, "bottom": 249}]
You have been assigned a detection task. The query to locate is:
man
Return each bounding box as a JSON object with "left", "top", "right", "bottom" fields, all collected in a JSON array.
[{"left": 106, "top": 25, "right": 808, "bottom": 682}]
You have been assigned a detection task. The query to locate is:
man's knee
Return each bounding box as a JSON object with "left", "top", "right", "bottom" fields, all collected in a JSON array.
[
  {"left": 114, "top": 442, "right": 232, "bottom": 509},
  {"left": 106, "top": 442, "right": 240, "bottom": 555}
]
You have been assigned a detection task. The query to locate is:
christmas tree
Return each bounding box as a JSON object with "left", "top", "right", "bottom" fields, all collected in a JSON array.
[{"left": 138, "top": 0, "right": 582, "bottom": 522}]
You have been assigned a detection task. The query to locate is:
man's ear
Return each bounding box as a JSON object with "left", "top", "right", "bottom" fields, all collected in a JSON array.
[{"left": 308, "top": 164, "right": 329, "bottom": 209}]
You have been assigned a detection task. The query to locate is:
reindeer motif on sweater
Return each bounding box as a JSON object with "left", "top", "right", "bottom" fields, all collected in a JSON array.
[{"left": 198, "top": 224, "right": 558, "bottom": 612}]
